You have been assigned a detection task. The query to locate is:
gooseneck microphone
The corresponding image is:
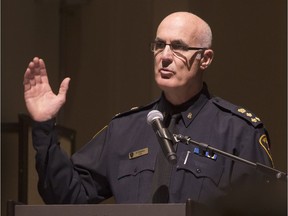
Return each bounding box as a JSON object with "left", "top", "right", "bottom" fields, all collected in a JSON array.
[{"left": 147, "top": 110, "right": 177, "bottom": 164}]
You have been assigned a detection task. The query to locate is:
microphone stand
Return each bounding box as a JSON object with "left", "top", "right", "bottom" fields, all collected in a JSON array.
[{"left": 174, "top": 134, "right": 287, "bottom": 182}]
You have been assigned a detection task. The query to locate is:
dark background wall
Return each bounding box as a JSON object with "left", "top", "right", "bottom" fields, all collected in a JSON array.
[{"left": 1, "top": 0, "right": 287, "bottom": 213}]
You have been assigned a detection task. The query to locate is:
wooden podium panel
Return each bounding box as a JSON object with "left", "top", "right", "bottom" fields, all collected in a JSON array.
[{"left": 14, "top": 204, "right": 186, "bottom": 216}]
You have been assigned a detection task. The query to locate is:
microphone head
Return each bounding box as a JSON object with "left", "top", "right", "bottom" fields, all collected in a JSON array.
[{"left": 147, "top": 110, "right": 163, "bottom": 125}]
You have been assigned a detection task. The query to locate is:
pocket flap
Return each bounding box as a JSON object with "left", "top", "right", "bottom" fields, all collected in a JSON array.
[
  {"left": 118, "top": 155, "right": 155, "bottom": 180},
  {"left": 177, "top": 152, "right": 224, "bottom": 185}
]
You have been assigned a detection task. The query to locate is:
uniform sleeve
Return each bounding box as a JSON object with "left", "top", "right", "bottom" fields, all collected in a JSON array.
[
  {"left": 32, "top": 119, "right": 112, "bottom": 204},
  {"left": 242, "top": 127, "right": 273, "bottom": 166},
  {"left": 230, "top": 124, "right": 274, "bottom": 184},
  {"left": 211, "top": 98, "right": 274, "bottom": 184}
]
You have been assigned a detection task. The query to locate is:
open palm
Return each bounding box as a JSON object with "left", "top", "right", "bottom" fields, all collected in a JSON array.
[{"left": 23, "top": 57, "right": 70, "bottom": 122}]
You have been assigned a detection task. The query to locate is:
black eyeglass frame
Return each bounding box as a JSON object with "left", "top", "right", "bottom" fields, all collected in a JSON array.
[{"left": 150, "top": 41, "right": 208, "bottom": 52}]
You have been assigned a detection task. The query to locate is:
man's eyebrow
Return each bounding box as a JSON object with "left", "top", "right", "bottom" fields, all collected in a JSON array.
[
  {"left": 171, "top": 39, "right": 188, "bottom": 46},
  {"left": 154, "top": 37, "right": 165, "bottom": 42},
  {"left": 155, "top": 38, "right": 189, "bottom": 45}
]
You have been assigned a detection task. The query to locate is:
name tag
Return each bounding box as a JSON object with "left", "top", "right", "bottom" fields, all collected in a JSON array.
[{"left": 129, "top": 147, "right": 149, "bottom": 159}]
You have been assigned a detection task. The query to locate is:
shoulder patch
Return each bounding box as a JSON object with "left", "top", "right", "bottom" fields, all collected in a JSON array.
[
  {"left": 259, "top": 134, "right": 274, "bottom": 166},
  {"left": 212, "top": 97, "right": 263, "bottom": 128}
]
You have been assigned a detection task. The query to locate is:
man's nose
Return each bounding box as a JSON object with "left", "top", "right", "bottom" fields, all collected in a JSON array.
[
  {"left": 161, "top": 45, "right": 173, "bottom": 66},
  {"left": 162, "top": 44, "right": 174, "bottom": 57}
]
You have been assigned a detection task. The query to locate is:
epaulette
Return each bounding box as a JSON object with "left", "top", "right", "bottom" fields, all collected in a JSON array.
[
  {"left": 112, "top": 99, "right": 159, "bottom": 119},
  {"left": 212, "top": 97, "right": 263, "bottom": 128}
]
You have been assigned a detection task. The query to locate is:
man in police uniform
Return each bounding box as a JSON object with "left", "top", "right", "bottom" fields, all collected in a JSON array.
[{"left": 23, "top": 12, "right": 273, "bottom": 206}]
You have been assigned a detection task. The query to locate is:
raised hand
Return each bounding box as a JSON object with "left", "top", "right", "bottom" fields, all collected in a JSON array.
[{"left": 23, "top": 57, "right": 71, "bottom": 122}]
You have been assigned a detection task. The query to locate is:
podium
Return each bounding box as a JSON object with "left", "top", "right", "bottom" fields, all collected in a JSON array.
[
  {"left": 7, "top": 194, "right": 287, "bottom": 216},
  {"left": 10, "top": 203, "right": 186, "bottom": 216}
]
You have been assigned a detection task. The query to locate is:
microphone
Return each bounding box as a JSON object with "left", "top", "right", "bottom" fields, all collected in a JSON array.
[{"left": 147, "top": 110, "right": 177, "bottom": 164}]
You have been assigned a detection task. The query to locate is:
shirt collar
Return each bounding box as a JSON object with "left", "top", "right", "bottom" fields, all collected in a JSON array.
[{"left": 157, "top": 83, "right": 211, "bottom": 127}]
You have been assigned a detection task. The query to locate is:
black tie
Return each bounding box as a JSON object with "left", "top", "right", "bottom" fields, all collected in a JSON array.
[
  {"left": 168, "top": 114, "right": 181, "bottom": 138},
  {"left": 150, "top": 113, "right": 181, "bottom": 203}
]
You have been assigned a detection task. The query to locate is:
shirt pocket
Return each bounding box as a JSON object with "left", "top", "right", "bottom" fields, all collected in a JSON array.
[
  {"left": 115, "top": 155, "right": 155, "bottom": 202},
  {"left": 118, "top": 155, "right": 155, "bottom": 179},
  {"left": 176, "top": 151, "right": 224, "bottom": 186}
]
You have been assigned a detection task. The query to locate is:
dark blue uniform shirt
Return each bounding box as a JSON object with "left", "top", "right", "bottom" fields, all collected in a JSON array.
[{"left": 32, "top": 84, "right": 273, "bottom": 204}]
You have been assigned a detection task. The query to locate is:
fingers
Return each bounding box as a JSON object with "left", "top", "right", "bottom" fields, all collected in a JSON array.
[
  {"left": 37, "top": 58, "right": 48, "bottom": 76},
  {"left": 23, "top": 57, "right": 49, "bottom": 90},
  {"left": 32, "top": 58, "right": 42, "bottom": 85},
  {"left": 37, "top": 58, "right": 49, "bottom": 83},
  {"left": 58, "top": 77, "right": 71, "bottom": 99},
  {"left": 23, "top": 57, "right": 70, "bottom": 106},
  {"left": 23, "top": 68, "right": 32, "bottom": 91}
]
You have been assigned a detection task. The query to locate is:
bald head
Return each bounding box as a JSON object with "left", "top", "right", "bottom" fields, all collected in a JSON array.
[{"left": 157, "top": 12, "right": 212, "bottom": 48}]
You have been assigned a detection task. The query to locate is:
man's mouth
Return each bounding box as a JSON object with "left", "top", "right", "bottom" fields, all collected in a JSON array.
[{"left": 159, "top": 68, "right": 175, "bottom": 78}]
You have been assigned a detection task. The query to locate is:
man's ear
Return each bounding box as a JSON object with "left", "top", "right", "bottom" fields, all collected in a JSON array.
[{"left": 199, "top": 49, "right": 214, "bottom": 70}]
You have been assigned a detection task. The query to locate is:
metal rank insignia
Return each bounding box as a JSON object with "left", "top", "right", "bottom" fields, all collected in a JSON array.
[
  {"left": 129, "top": 147, "right": 149, "bottom": 159},
  {"left": 237, "top": 108, "right": 246, "bottom": 113},
  {"left": 237, "top": 108, "right": 261, "bottom": 123}
]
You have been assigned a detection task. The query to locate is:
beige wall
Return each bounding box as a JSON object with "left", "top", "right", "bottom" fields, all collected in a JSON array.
[{"left": 1, "top": 0, "right": 287, "bottom": 213}]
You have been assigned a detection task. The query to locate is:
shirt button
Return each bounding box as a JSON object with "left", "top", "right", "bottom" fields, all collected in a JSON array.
[
  {"left": 196, "top": 168, "right": 201, "bottom": 173},
  {"left": 134, "top": 167, "right": 138, "bottom": 173}
]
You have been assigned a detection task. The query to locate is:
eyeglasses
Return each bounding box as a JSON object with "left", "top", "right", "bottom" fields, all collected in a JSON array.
[{"left": 150, "top": 41, "right": 207, "bottom": 53}]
